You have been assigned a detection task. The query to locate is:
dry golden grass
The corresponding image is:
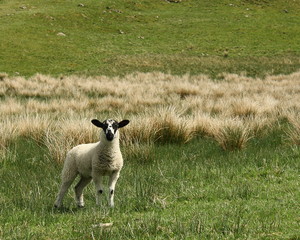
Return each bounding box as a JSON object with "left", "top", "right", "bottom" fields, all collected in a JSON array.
[
  {"left": 43, "top": 118, "right": 99, "bottom": 163},
  {"left": 1, "top": 71, "right": 300, "bottom": 160},
  {"left": 122, "top": 142, "right": 155, "bottom": 163},
  {"left": 285, "top": 112, "right": 300, "bottom": 146},
  {"left": 0, "top": 117, "right": 17, "bottom": 149},
  {"left": 213, "top": 119, "right": 253, "bottom": 151}
]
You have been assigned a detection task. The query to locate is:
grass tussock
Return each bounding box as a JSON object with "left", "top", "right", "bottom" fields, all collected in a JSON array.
[
  {"left": 1, "top": 71, "right": 300, "bottom": 161},
  {"left": 214, "top": 119, "right": 253, "bottom": 151},
  {"left": 44, "top": 118, "right": 98, "bottom": 163},
  {"left": 153, "top": 107, "right": 194, "bottom": 144},
  {"left": 285, "top": 113, "right": 300, "bottom": 145},
  {"left": 121, "top": 108, "right": 194, "bottom": 146},
  {"left": 123, "top": 143, "right": 155, "bottom": 164},
  {"left": 0, "top": 118, "right": 17, "bottom": 150}
]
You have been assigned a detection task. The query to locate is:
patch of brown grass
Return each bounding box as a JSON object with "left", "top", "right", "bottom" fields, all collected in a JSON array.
[
  {"left": 285, "top": 113, "right": 300, "bottom": 145},
  {"left": 1, "top": 71, "right": 300, "bottom": 161},
  {"left": 44, "top": 118, "right": 98, "bottom": 163},
  {"left": 213, "top": 119, "right": 253, "bottom": 151}
]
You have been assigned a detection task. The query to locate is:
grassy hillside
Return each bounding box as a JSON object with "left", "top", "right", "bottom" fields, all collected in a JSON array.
[
  {"left": 1, "top": 72, "right": 300, "bottom": 239},
  {"left": 1, "top": 0, "right": 300, "bottom": 77},
  {"left": 1, "top": 1, "right": 300, "bottom": 239}
]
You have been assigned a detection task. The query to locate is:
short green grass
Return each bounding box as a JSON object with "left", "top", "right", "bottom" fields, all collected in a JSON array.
[
  {"left": 1, "top": 0, "right": 300, "bottom": 77},
  {"left": 1, "top": 131, "right": 299, "bottom": 239}
]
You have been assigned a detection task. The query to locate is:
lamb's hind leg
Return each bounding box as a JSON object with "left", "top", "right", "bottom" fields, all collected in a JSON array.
[
  {"left": 75, "top": 177, "right": 92, "bottom": 208},
  {"left": 108, "top": 171, "right": 120, "bottom": 208},
  {"left": 54, "top": 165, "right": 77, "bottom": 208},
  {"left": 54, "top": 175, "right": 77, "bottom": 208}
]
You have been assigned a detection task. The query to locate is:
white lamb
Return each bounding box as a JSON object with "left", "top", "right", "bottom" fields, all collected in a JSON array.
[{"left": 54, "top": 118, "right": 130, "bottom": 208}]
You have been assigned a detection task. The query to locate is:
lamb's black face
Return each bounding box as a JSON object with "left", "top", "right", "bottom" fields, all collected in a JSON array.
[
  {"left": 102, "top": 119, "right": 118, "bottom": 141},
  {"left": 91, "top": 119, "right": 130, "bottom": 141}
]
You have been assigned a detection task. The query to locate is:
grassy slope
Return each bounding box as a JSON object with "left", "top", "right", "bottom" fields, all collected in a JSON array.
[
  {"left": 1, "top": 133, "right": 299, "bottom": 239},
  {"left": 1, "top": 1, "right": 300, "bottom": 239},
  {"left": 0, "top": 0, "right": 300, "bottom": 77}
]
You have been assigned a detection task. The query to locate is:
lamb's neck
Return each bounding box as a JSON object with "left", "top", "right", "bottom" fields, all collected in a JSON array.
[{"left": 97, "top": 136, "right": 120, "bottom": 154}]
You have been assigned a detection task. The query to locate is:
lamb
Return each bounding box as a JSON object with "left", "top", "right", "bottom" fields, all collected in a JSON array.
[{"left": 54, "top": 118, "right": 130, "bottom": 208}]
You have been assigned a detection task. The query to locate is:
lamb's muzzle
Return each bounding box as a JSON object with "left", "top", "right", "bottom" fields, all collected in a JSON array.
[{"left": 54, "top": 118, "right": 130, "bottom": 208}]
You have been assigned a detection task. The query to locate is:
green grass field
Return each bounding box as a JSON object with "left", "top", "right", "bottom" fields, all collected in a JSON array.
[
  {"left": 1, "top": 0, "right": 300, "bottom": 239},
  {"left": 1, "top": 132, "right": 300, "bottom": 239},
  {"left": 1, "top": 0, "right": 300, "bottom": 77}
]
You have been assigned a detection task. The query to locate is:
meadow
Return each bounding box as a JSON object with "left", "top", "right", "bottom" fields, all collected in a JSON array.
[
  {"left": 1, "top": 72, "right": 300, "bottom": 239},
  {"left": 1, "top": 0, "right": 300, "bottom": 239}
]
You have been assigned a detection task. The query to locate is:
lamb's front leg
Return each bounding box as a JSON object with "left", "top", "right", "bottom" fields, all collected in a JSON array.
[
  {"left": 108, "top": 171, "right": 120, "bottom": 208},
  {"left": 93, "top": 174, "right": 104, "bottom": 205}
]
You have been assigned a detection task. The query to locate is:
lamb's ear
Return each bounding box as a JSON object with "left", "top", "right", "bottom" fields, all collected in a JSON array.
[
  {"left": 118, "top": 120, "right": 130, "bottom": 128},
  {"left": 91, "top": 119, "right": 104, "bottom": 128}
]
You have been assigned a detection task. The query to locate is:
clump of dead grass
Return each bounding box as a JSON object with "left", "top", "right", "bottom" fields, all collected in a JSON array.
[
  {"left": 121, "top": 107, "right": 194, "bottom": 145},
  {"left": 153, "top": 107, "right": 194, "bottom": 144},
  {"left": 16, "top": 114, "right": 52, "bottom": 142},
  {"left": 213, "top": 119, "right": 253, "bottom": 151},
  {"left": 285, "top": 113, "right": 300, "bottom": 145},
  {"left": 191, "top": 113, "right": 220, "bottom": 138},
  {"left": 230, "top": 98, "right": 259, "bottom": 118},
  {"left": 0, "top": 117, "right": 18, "bottom": 151},
  {"left": 44, "top": 118, "right": 98, "bottom": 163},
  {"left": 123, "top": 143, "right": 155, "bottom": 163}
]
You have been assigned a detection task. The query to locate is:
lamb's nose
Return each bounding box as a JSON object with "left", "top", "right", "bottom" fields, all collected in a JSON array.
[{"left": 106, "top": 131, "right": 114, "bottom": 141}]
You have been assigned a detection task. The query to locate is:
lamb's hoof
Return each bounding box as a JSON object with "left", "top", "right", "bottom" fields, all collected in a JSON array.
[{"left": 77, "top": 204, "right": 85, "bottom": 208}]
